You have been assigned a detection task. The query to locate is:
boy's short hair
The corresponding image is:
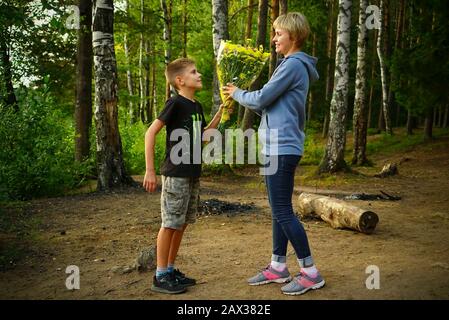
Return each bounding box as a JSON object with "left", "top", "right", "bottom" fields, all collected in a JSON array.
[
  {"left": 165, "top": 58, "right": 196, "bottom": 90},
  {"left": 273, "top": 12, "right": 311, "bottom": 49}
]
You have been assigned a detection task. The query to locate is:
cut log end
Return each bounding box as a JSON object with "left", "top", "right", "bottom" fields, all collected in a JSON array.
[{"left": 359, "top": 211, "right": 379, "bottom": 234}]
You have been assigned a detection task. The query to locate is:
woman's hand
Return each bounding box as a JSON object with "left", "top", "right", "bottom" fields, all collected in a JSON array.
[{"left": 222, "top": 83, "right": 237, "bottom": 97}]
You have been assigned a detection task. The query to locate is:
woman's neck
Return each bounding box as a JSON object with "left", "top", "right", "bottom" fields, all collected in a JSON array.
[{"left": 284, "top": 47, "right": 301, "bottom": 58}]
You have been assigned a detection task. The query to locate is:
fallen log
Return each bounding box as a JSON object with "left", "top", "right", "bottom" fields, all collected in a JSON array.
[{"left": 297, "top": 193, "right": 379, "bottom": 234}]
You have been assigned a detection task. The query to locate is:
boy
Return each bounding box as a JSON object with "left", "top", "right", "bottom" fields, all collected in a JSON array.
[{"left": 143, "top": 58, "right": 223, "bottom": 294}]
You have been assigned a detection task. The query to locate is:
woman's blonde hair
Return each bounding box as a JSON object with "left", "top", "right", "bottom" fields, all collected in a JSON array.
[{"left": 273, "top": 12, "right": 311, "bottom": 49}]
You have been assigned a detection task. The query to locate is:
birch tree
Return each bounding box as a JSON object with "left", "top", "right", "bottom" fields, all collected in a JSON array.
[
  {"left": 123, "top": 0, "right": 136, "bottom": 124},
  {"left": 377, "top": 0, "right": 393, "bottom": 134},
  {"left": 319, "top": 0, "right": 352, "bottom": 174},
  {"left": 161, "top": 0, "right": 172, "bottom": 101},
  {"left": 352, "top": 0, "right": 369, "bottom": 165},
  {"left": 211, "top": 0, "right": 229, "bottom": 115},
  {"left": 323, "top": 0, "right": 337, "bottom": 138},
  {"left": 92, "top": 0, "right": 133, "bottom": 191}
]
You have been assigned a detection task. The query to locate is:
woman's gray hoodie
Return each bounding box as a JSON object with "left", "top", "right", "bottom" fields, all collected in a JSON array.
[{"left": 231, "top": 51, "right": 319, "bottom": 156}]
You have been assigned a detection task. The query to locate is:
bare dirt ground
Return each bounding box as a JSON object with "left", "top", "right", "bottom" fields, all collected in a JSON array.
[{"left": 1, "top": 136, "right": 449, "bottom": 300}]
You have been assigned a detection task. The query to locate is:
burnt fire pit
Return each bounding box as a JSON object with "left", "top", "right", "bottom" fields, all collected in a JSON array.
[{"left": 199, "top": 199, "right": 256, "bottom": 216}]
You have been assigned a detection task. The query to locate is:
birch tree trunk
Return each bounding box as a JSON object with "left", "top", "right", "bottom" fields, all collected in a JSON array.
[
  {"left": 367, "top": 30, "right": 378, "bottom": 129},
  {"left": 139, "top": 0, "right": 146, "bottom": 123},
  {"left": 318, "top": 0, "right": 352, "bottom": 174},
  {"left": 323, "top": 0, "right": 336, "bottom": 138},
  {"left": 352, "top": 0, "right": 369, "bottom": 165},
  {"left": 242, "top": 0, "right": 268, "bottom": 131},
  {"left": 161, "top": 0, "right": 173, "bottom": 101},
  {"left": 212, "top": 0, "right": 230, "bottom": 116},
  {"left": 75, "top": 0, "right": 93, "bottom": 162},
  {"left": 377, "top": 0, "right": 393, "bottom": 134},
  {"left": 92, "top": 0, "right": 133, "bottom": 191},
  {"left": 124, "top": 0, "right": 136, "bottom": 124}
]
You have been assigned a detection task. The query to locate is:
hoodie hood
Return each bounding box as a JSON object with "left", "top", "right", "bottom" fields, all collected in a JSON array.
[{"left": 287, "top": 52, "right": 319, "bottom": 83}]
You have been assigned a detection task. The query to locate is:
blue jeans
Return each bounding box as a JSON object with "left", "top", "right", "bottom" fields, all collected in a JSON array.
[{"left": 265, "top": 155, "right": 312, "bottom": 261}]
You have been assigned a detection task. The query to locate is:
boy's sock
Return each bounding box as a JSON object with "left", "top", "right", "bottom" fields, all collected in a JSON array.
[
  {"left": 167, "top": 264, "right": 174, "bottom": 273},
  {"left": 156, "top": 267, "right": 168, "bottom": 279},
  {"left": 270, "top": 254, "right": 287, "bottom": 271}
]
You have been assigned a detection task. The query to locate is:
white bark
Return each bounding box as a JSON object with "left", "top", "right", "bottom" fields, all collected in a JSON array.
[
  {"left": 352, "top": 0, "right": 369, "bottom": 165},
  {"left": 92, "top": 0, "right": 132, "bottom": 191},
  {"left": 377, "top": 0, "right": 392, "bottom": 134},
  {"left": 211, "top": 0, "right": 229, "bottom": 115},
  {"left": 161, "top": 0, "right": 173, "bottom": 100},
  {"left": 124, "top": 0, "right": 135, "bottom": 123},
  {"left": 319, "top": 0, "right": 352, "bottom": 173}
]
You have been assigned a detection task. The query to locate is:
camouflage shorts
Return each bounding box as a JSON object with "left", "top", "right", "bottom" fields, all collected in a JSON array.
[{"left": 161, "top": 176, "right": 200, "bottom": 230}]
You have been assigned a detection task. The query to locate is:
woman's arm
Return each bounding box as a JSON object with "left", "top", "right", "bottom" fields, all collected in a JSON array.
[{"left": 222, "top": 59, "right": 297, "bottom": 111}]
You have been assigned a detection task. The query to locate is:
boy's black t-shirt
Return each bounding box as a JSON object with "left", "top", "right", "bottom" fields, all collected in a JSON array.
[{"left": 157, "top": 94, "right": 207, "bottom": 177}]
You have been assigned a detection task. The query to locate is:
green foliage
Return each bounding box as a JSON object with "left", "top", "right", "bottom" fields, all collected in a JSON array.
[
  {"left": 301, "top": 125, "right": 324, "bottom": 166},
  {"left": 119, "top": 111, "right": 166, "bottom": 175},
  {"left": 0, "top": 85, "right": 92, "bottom": 200}
]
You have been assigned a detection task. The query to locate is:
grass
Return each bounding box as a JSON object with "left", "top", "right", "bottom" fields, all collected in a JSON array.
[{"left": 302, "top": 127, "right": 449, "bottom": 168}]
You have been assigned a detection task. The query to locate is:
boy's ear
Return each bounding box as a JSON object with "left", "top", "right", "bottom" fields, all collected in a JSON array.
[{"left": 175, "top": 75, "right": 184, "bottom": 87}]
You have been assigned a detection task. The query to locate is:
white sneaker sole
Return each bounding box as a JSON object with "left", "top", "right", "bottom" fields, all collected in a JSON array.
[
  {"left": 249, "top": 276, "right": 292, "bottom": 286},
  {"left": 282, "top": 280, "right": 326, "bottom": 295}
]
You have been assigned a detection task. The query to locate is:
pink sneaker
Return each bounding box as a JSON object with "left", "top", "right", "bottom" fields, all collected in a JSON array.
[
  {"left": 248, "top": 265, "right": 292, "bottom": 286},
  {"left": 281, "top": 271, "right": 325, "bottom": 295}
]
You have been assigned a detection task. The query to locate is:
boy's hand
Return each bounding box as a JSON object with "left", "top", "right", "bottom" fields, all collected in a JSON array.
[{"left": 143, "top": 170, "right": 157, "bottom": 192}]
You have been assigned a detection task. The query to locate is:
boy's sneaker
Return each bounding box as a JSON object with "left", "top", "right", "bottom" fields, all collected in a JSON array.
[
  {"left": 281, "top": 271, "right": 325, "bottom": 295},
  {"left": 248, "top": 265, "right": 292, "bottom": 286},
  {"left": 173, "top": 269, "right": 196, "bottom": 287},
  {"left": 151, "top": 273, "right": 186, "bottom": 294}
]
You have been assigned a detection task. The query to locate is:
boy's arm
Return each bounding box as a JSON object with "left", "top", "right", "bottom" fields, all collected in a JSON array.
[
  {"left": 143, "top": 119, "right": 165, "bottom": 193},
  {"left": 204, "top": 104, "right": 223, "bottom": 131}
]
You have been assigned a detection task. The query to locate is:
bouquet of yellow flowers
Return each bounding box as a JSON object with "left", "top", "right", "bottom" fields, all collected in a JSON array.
[{"left": 217, "top": 40, "right": 270, "bottom": 129}]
